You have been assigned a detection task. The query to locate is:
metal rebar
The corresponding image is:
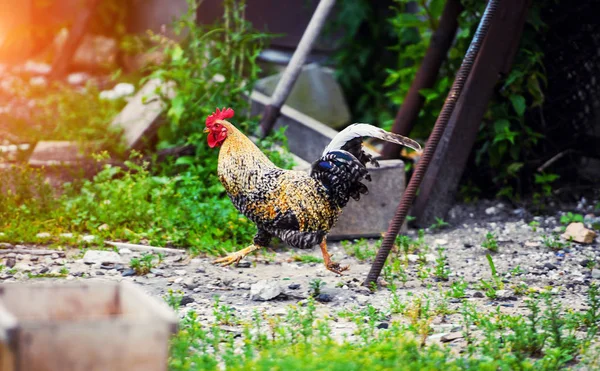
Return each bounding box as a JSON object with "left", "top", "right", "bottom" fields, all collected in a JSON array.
[
  {"left": 259, "top": 0, "right": 336, "bottom": 137},
  {"left": 364, "top": 0, "right": 500, "bottom": 287},
  {"left": 381, "top": 0, "right": 463, "bottom": 159}
]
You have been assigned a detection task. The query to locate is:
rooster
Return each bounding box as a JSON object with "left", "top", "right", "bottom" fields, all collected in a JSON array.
[{"left": 206, "top": 107, "right": 421, "bottom": 274}]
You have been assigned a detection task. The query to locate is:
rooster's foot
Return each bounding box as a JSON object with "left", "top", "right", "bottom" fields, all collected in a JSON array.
[
  {"left": 213, "top": 244, "right": 262, "bottom": 267},
  {"left": 325, "top": 261, "right": 350, "bottom": 275},
  {"left": 319, "top": 238, "right": 349, "bottom": 275}
]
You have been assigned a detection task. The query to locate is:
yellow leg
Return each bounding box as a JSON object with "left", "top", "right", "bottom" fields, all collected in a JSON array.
[
  {"left": 213, "top": 244, "right": 263, "bottom": 267},
  {"left": 319, "top": 238, "right": 349, "bottom": 275}
]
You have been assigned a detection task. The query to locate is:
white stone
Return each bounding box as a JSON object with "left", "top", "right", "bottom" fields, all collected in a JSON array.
[
  {"left": 250, "top": 280, "right": 282, "bottom": 301},
  {"left": 82, "top": 250, "right": 121, "bottom": 265}
]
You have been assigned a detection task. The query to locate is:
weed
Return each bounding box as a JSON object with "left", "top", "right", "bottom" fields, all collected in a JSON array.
[
  {"left": 482, "top": 232, "right": 499, "bottom": 252},
  {"left": 449, "top": 278, "right": 468, "bottom": 299},
  {"left": 509, "top": 265, "right": 525, "bottom": 276},
  {"left": 560, "top": 212, "right": 584, "bottom": 225},
  {"left": 430, "top": 217, "right": 449, "bottom": 230},
  {"left": 130, "top": 252, "right": 164, "bottom": 275},
  {"left": 542, "top": 234, "right": 565, "bottom": 250},
  {"left": 308, "top": 278, "right": 326, "bottom": 297},
  {"left": 341, "top": 239, "right": 377, "bottom": 261},
  {"left": 433, "top": 247, "right": 450, "bottom": 281},
  {"left": 165, "top": 289, "right": 184, "bottom": 310},
  {"left": 291, "top": 255, "right": 323, "bottom": 264},
  {"left": 478, "top": 254, "right": 504, "bottom": 299},
  {"left": 529, "top": 220, "right": 540, "bottom": 232}
]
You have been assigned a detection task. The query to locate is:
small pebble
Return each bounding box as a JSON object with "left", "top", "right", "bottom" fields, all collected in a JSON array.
[
  {"left": 180, "top": 295, "right": 195, "bottom": 306},
  {"left": 316, "top": 293, "right": 333, "bottom": 303},
  {"left": 288, "top": 283, "right": 301, "bottom": 290},
  {"left": 237, "top": 261, "right": 252, "bottom": 268},
  {"left": 377, "top": 322, "right": 389, "bottom": 329},
  {"left": 122, "top": 269, "right": 136, "bottom": 277}
]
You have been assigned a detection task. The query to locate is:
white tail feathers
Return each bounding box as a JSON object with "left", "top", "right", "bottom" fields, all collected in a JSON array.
[{"left": 322, "top": 123, "right": 422, "bottom": 156}]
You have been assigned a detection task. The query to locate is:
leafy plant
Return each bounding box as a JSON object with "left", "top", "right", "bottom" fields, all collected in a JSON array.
[
  {"left": 449, "top": 278, "right": 468, "bottom": 299},
  {"left": 433, "top": 247, "right": 450, "bottom": 281},
  {"left": 291, "top": 255, "right": 324, "bottom": 264},
  {"left": 130, "top": 252, "right": 164, "bottom": 275},
  {"left": 560, "top": 212, "right": 584, "bottom": 225},
  {"left": 308, "top": 278, "right": 326, "bottom": 297},
  {"left": 482, "top": 232, "right": 499, "bottom": 253},
  {"left": 542, "top": 234, "right": 565, "bottom": 251},
  {"left": 430, "top": 217, "right": 449, "bottom": 230}
]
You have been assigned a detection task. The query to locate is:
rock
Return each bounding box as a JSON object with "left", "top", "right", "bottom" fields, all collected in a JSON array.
[
  {"left": 473, "top": 292, "right": 484, "bottom": 298},
  {"left": 150, "top": 268, "right": 166, "bottom": 276},
  {"left": 83, "top": 250, "right": 121, "bottom": 265},
  {"left": 377, "top": 322, "right": 389, "bottom": 329},
  {"left": 60, "top": 233, "right": 74, "bottom": 239},
  {"left": 525, "top": 241, "right": 541, "bottom": 248},
  {"left": 180, "top": 295, "right": 195, "bottom": 306},
  {"left": 288, "top": 283, "right": 301, "bottom": 290},
  {"left": 5, "top": 257, "right": 15, "bottom": 268},
  {"left": 485, "top": 207, "right": 498, "bottom": 215},
  {"left": 316, "top": 293, "right": 333, "bottom": 303},
  {"left": 81, "top": 235, "right": 96, "bottom": 243},
  {"left": 98, "top": 223, "right": 110, "bottom": 231},
  {"left": 434, "top": 239, "right": 448, "bottom": 246},
  {"left": 14, "top": 263, "right": 32, "bottom": 272},
  {"left": 23, "top": 61, "right": 51, "bottom": 75},
  {"left": 544, "top": 263, "right": 558, "bottom": 270},
  {"left": 592, "top": 269, "right": 600, "bottom": 279},
  {"left": 183, "top": 277, "right": 199, "bottom": 290},
  {"left": 562, "top": 223, "right": 596, "bottom": 244},
  {"left": 236, "top": 261, "right": 252, "bottom": 268},
  {"left": 54, "top": 31, "right": 117, "bottom": 70},
  {"left": 254, "top": 64, "right": 350, "bottom": 129},
  {"left": 356, "top": 295, "right": 369, "bottom": 306},
  {"left": 110, "top": 78, "right": 175, "bottom": 149},
  {"left": 99, "top": 83, "right": 136, "bottom": 101},
  {"left": 441, "top": 332, "right": 463, "bottom": 343},
  {"left": 36, "top": 232, "right": 51, "bottom": 239},
  {"left": 174, "top": 269, "right": 187, "bottom": 276},
  {"left": 119, "top": 248, "right": 133, "bottom": 254},
  {"left": 238, "top": 282, "right": 251, "bottom": 290},
  {"left": 251, "top": 280, "right": 282, "bottom": 301},
  {"left": 67, "top": 72, "right": 90, "bottom": 85}
]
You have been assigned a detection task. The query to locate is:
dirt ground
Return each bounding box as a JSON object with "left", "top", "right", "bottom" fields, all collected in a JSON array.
[{"left": 1, "top": 198, "right": 599, "bottom": 347}]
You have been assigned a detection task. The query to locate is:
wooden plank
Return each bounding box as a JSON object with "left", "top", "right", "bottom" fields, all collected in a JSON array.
[
  {"left": 413, "top": 0, "right": 531, "bottom": 226},
  {"left": 49, "top": 0, "right": 102, "bottom": 79}
]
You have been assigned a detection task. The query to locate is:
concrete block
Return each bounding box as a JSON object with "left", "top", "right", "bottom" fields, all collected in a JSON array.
[
  {"left": 110, "top": 78, "right": 175, "bottom": 150},
  {"left": 251, "top": 89, "right": 406, "bottom": 239},
  {"left": 254, "top": 64, "right": 351, "bottom": 130},
  {"left": 28, "top": 141, "right": 91, "bottom": 166}
]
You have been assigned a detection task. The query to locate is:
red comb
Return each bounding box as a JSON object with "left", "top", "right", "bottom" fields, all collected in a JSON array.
[{"left": 206, "top": 107, "right": 234, "bottom": 126}]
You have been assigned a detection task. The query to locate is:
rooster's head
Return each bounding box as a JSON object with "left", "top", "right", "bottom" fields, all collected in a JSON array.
[{"left": 204, "top": 107, "right": 234, "bottom": 148}]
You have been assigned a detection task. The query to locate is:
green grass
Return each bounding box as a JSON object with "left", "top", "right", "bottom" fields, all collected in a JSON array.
[
  {"left": 168, "top": 284, "right": 600, "bottom": 370},
  {"left": 291, "top": 255, "right": 324, "bottom": 264},
  {"left": 0, "top": 0, "right": 293, "bottom": 256}
]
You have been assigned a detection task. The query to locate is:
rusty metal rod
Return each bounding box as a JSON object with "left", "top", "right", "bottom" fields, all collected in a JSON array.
[
  {"left": 364, "top": 0, "right": 500, "bottom": 287},
  {"left": 381, "top": 0, "right": 463, "bottom": 159},
  {"left": 259, "top": 0, "right": 336, "bottom": 137}
]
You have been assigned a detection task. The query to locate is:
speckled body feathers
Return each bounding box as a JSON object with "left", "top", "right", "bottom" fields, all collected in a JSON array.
[{"left": 216, "top": 121, "right": 421, "bottom": 250}]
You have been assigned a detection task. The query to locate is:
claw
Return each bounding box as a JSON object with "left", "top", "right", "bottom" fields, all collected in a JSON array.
[
  {"left": 213, "top": 252, "right": 244, "bottom": 267},
  {"left": 326, "top": 261, "right": 350, "bottom": 275}
]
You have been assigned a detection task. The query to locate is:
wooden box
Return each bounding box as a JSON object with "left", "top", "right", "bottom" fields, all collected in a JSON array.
[{"left": 0, "top": 281, "right": 178, "bottom": 371}]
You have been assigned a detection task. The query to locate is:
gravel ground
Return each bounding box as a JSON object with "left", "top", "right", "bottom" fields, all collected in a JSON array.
[{"left": 1, "top": 198, "right": 599, "bottom": 348}]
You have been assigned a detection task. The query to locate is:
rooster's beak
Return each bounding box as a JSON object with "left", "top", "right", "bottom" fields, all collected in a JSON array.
[{"left": 203, "top": 127, "right": 210, "bottom": 133}]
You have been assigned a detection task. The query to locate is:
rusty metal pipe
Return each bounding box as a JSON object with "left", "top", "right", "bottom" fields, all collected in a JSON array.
[
  {"left": 364, "top": 0, "right": 500, "bottom": 287},
  {"left": 381, "top": 0, "right": 463, "bottom": 159}
]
